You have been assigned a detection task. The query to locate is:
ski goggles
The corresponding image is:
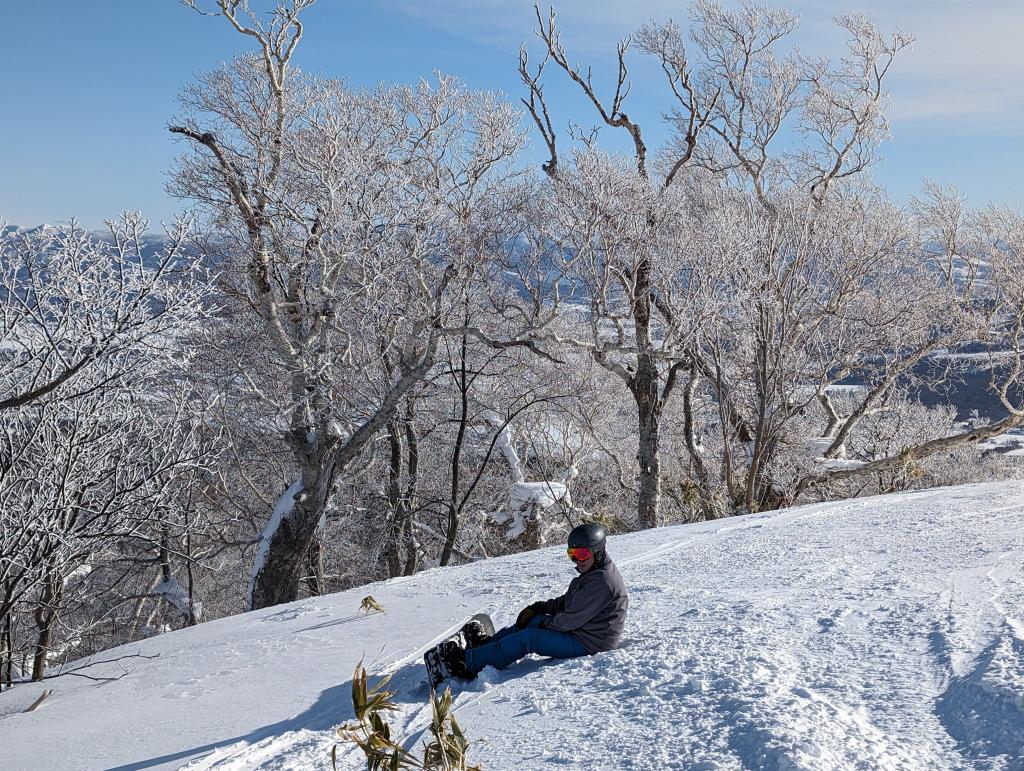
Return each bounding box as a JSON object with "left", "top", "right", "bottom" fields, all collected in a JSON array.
[{"left": 567, "top": 547, "right": 593, "bottom": 562}]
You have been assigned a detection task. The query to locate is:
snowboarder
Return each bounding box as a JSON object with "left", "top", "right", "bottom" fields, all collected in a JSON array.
[{"left": 438, "top": 523, "right": 628, "bottom": 680}]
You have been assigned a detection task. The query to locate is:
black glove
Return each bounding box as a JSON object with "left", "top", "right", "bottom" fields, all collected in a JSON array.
[{"left": 516, "top": 601, "right": 548, "bottom": 629}]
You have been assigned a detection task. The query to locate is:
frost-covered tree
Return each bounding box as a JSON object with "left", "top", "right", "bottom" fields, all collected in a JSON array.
[
  {"left": 679, "top": 185, "right": 979, "bottom": 510},
  {"left": 516, "top": 2, "right": 1024, "bottom": 520},
  {"left": 173, "top": 0, "right": 527, "bottom": 608},
  {"left": 0, "top": 215, "right": 205, "bottom": 413},
  {"left": 338, "top": 321, "right": 580, "bottom": 579},
  {"left": 794, "top": 191, "right": 1024, "bottom": 493},
  {"left": 2, "top": 387, "right": 212, "bottom": 680},
  {"left": 516, "top": 1, "right": 911, "bottom": 523},
  {"left": 0, "top": 216, "right": 215, "bottom": 683}
]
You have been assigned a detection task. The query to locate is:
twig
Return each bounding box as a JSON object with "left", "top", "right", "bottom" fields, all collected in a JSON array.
[
  {"left": 24, "top": 689, "right": 54, "bottom": 712},
  {"left": 43, "top": 651, "right": 161, "bottom": 682}
]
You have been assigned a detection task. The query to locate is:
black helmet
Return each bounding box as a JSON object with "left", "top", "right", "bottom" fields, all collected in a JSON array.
[{"left": 568, "top": 523, "right": 606, "bottom": 558}]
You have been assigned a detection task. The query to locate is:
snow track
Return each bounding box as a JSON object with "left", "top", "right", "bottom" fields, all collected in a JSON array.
[{"left": 4, "top": 482, "right": 1024, "bottom": 770}]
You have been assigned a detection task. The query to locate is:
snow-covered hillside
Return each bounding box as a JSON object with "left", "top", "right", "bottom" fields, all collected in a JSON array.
[{"left": 3, "top": 483, "right": 1023, "bottom": 770}]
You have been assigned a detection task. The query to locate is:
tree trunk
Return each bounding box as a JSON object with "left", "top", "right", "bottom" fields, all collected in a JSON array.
[
  {"left": 128, "top": 573, "right": 162, "bottom": 640},
  {"left": 385, "top": 415, "right": 404, "bottom": 578},
  {"left": 401, "top": 397, "right": 420, "bottom": 576},
  {"left": 31, "top": 614, "right": 54, "bottom": 683},
  {"left": 159, "top": 525, "right": 173, "bottom": 585},
  {"left": 31, "top": 574, "right": 61, "bottom": 682},
  {"left": 305, "top": 537, "right": 324, "bottom": 596},
  {"left": 1, "top": 610, "right": 12, "bottom": 689},
  {"left": 681, "top": 366, "right": 722, "bottom": 520},
  {"left": 441, "top": 333, "right": 470, "bottom": 567},
  {"left": 249, "top": 481, "right": 323, "bottom": 609},
  {"left": 401, "top": 513, "right": 418, "bottom": 576},
  {"left": 634, "top": 351, "right": 662, "bottom": 528},
  {"left": 819, "top": 392, "right": 841, "bottom": 439},
  {"left": 184, "top": 509, "right": 198, "bottom": 627},
  {"left": 633, "top": 249, "right": 662, "bottom": 529},
  {"left": 248, "top": 340, "right": 438, "bottom": 610}
]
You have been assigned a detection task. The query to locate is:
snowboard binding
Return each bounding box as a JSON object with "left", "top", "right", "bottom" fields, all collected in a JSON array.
[{"left": 423, "top": 613, "right": 494, "bottom": 689}]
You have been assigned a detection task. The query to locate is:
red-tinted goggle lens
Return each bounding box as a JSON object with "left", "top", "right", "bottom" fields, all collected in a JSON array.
[{"left": 567, "top": 547, "right": 593, "bottom": 562}]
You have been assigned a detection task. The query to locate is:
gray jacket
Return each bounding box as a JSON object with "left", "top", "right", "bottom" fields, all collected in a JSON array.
[{"left": 538, "top": 556, "right": 628, "bottom": 654}]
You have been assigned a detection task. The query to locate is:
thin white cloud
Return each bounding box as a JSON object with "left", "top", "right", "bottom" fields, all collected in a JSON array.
[
  {"left": 794, "top": 1, "right": 1024, "bottom": 131},
  {"left": 386, "top": 0, "right": 1024, "bottom": 133}
]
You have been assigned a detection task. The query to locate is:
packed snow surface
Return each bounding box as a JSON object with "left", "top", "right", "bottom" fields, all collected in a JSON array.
[{"left": 3, "top": 482, "right": 1024, "bottom": 770}]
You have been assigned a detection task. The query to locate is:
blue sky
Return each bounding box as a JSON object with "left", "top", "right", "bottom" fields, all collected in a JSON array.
[{"left": 2, "top": 0, "right": 1022, "bottom": 228}]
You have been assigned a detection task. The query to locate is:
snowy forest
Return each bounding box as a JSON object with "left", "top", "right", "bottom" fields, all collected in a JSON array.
[{"left": 3, "top": 0, "right": 1024, "bottom": 689}]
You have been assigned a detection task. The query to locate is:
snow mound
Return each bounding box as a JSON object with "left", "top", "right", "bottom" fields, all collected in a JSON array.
[
  {"left": 2, "top": 482, "right": 1024, "bottom": 770},
  {"left": 492, "top": 481, "right": 571, "bottom": 539}
]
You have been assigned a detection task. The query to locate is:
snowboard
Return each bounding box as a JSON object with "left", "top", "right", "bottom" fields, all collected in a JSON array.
[{"left": 423, "top": 612, "right": 495, "bottom": 690}]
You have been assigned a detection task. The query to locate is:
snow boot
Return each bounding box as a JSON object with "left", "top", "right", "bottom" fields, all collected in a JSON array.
[{"left": 461, "top": 619, "right": 492, "bottom": 649}]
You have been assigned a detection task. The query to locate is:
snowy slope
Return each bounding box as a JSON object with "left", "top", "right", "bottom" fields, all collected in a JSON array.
[{"left": 2, "top": 482, "right": 1023, "bottom": 771}]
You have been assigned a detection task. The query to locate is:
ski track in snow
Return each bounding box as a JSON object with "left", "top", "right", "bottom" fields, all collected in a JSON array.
[{"left": 3, "top": 482, "right": 1024, "bottom": 771}]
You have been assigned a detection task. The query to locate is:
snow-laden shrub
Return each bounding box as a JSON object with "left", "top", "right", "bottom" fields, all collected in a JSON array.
[{"left": 335, "top": 661, "right": 482, "bottom": 771}]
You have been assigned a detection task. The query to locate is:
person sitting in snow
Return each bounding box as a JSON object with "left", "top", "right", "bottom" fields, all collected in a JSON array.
[{"left": 440, "top": 522, "right": 628, "bottom": 680}]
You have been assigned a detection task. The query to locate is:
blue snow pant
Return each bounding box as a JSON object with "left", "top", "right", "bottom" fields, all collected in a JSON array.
[{"left": 464, "top": 614, "right": 589, "bottom": 675}]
